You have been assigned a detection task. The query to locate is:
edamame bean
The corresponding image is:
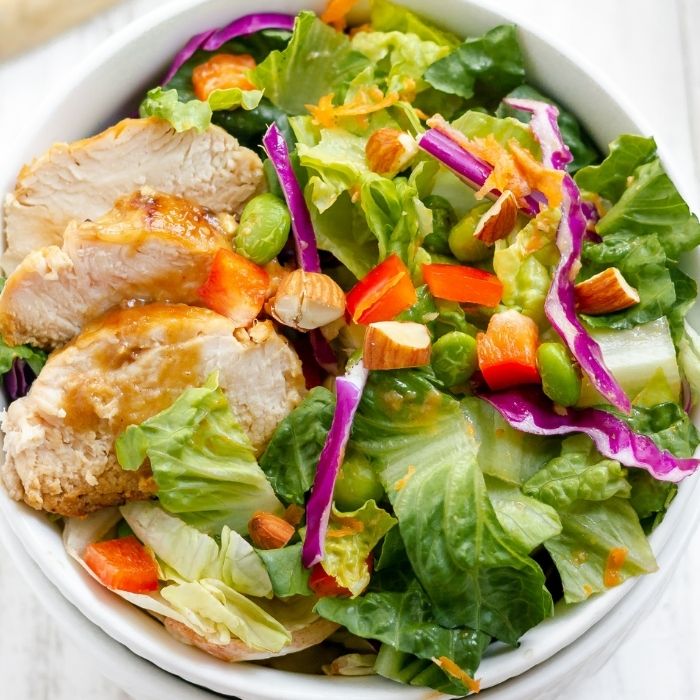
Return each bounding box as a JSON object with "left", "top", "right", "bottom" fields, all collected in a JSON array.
[
  {"left": 333, "top": 452, "right": 385, "bottom": 511},
  {"left": 235, "top": 193, "right": 291, "bottom": 265},
  {"left": 431, "top": 331, "right": 478, "bottom": 388},
  {"left": 448, "top": 202, "right": 492, "bottom": 262},
  {"left": 422, "top": 195, "right": 457, "bottom": 256},
  {"left": 537, "top": 342, "right": 581, "bottom": 406}
]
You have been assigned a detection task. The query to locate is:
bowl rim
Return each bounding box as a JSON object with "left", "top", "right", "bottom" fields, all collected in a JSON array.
[{"left": 2, "top": 0, "right": 699, "bottom": 698}]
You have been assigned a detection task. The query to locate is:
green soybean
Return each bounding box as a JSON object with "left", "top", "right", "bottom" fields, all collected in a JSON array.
[
  {"left": 431, "top": 331, "right": 478, "bottom": 388},
  {"left": 235, "top": 193, "right": 291, "bottom": 265},
  {"left": 537, "top": 342, "right": 581, "bottom": 406},
  {"left": 334, "top": 452, "right": 385, "bottom": 511},
  {"left": 448, "top": 202, "right": 492, "bottom": 262},
  {"left": 422, "top": 195, "right": 456, "bottom": 256}
]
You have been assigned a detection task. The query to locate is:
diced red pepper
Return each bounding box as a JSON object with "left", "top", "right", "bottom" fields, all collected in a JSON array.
[
  {"left": 84, "top": 536, "right": 159, "bottom": 593},
  {"left": 308, "top": 563, "right": 352, "bottom": 597},
  {"left": 477, "top": 309, "right": 540, "bottom": 390},
  {"left": 198, "top": 249, "right": 269, "bottom": 327},
  {"left": 192, "top": 53, "right": 256, "bottom": 101},
  {"left": 346, "top": 254, "right": 417, "bottom": 324},
  {"left": 422, "top": 263, "right": 503, "bottom": 307}
]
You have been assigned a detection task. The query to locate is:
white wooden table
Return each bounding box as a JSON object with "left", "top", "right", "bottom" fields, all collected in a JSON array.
[{"left": 0, "top": 1, "right": 698, "bottom": 698}]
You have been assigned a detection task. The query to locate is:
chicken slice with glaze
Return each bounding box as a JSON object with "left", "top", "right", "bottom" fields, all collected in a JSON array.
[
  {"left": 2, "top": 117, "right": 264, "bottom": 273},
  {"left": 1, "top": 304, "right": 305, "bottom": 517},
  {"left": 0, "top": 189, "right": 230, "bottom": 349}
]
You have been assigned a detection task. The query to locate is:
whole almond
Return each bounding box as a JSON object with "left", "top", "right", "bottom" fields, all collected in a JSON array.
[
  {"left": 365, "top": 128, "right": 418, "bottom": 177},
  {"left": 271, "top": 269, "right": 346, "bottom": 331},
  {"left": 364, "top": 321, "right": 431, "bottom": 370},
  {"left": 474, "top": 190, "right": 519, "bottom": 245},
  {"left": 575, "top": 267, "right": 640, "bottom": 315},
  {"left": 248, "top": 511, "right": 295, "bottom": 550}
]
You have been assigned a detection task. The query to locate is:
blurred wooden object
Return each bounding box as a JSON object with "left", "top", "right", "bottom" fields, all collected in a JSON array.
[{"left": 0, "top": 0, "right": 121, "bottom": 59}]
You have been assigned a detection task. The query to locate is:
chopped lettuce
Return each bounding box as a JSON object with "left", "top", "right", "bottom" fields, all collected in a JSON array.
[
  {"left": 424, "top": 25, "right": 525, "bottom": 104},
  {"left": 316, "top": 580, "right": 489, "bottom": 691},
  {"left": 139, "top": 86, "right": 262, "bottom": 133},
  {"left": 260, "top": 387, "right": 335, "bottom": 505},
  {"left": 323, "top": 500, "right": 397, "bottom": 597},
  {"left": 116, "top": 374, "right": 282, "bottom": 534},
  {"left": 498, "top": 84, "right": 599, "bottom": 172},
  {"left": 370, "top": 0, "right": 460, "bottom": 48},
  {"left": 452, "top": 109, "right": 541, "bottom": 156},
  {"left": 351, "top": 371, "right": 552, "bottom": 644},
  {"left": 256, "top": 543, "right": 312, "bottom": 597},
  {"left": 0, "top": 337, "right": 47, "bottom": 376},
  {"left": 252, "top": 12, "right": 369, "bottom": 115}
]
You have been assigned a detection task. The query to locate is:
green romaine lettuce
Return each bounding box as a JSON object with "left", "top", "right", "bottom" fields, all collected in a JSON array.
[
  {"left": 351, "top": 371, "right": 552, "bottom": 644},
  {"left": 0, "top": 338, "right": 46, "bottom": 376},
  {"left": 370, "top": 0, "right": 460, "bottom": 48},
  {"left": 116, "top": 374, "right": 282, "bottom": 534},
  {"left": 316, "top": 580, "right": 489, "bottom": 689},
  {"left": 256, "top": 543, "right": 312, "bottom": 598},
  {"left": 259, "top": 387, "right": 335, "bottom": 506},
  {"left": 424, "top": 25, "right": 525, "bottom": 105},
  {"left": 452, "top": 109, "right": 541, "bottom": 155},
  {"left": 323, "top": 500, "right": 397, "bottom": 597},
  {"left": 251, "top": 12, "right": 369, "bottom": 115}
]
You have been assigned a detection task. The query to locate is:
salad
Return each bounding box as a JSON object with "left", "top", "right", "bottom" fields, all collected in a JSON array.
[{"left": 2, "top": 0, "right": 700, "bottom": 694}]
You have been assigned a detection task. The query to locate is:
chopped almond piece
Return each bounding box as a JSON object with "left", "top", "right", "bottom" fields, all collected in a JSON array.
[
  {"left": 575, "top": 267, "right": 640, "bottom": 315},
  {"left": 363, "top": 321, "right": 431, "bottom": 370},
  {"left": 474, "top": 190, "right": 519, "bottom": 245},
  {"left": 365, "top": 128, "right": 419, "bottom": 177}
]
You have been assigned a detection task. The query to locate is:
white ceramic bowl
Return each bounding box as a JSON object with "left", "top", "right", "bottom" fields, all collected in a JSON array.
[{"left": 2, "top": 1, "right": 699, "bottom": 698}]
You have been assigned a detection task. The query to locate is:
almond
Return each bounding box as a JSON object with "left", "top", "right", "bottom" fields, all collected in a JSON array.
[
  {"left": 248, "top": 511, "right": 295, "bottom": 550},
  {"left": 271, "top": 269, "right": 346, "bottom": 331},
  {"left": 473, "top": 190, "right": 519, "bottom": 245},
  {"left": 575, "top": 267, "right": 640, "bottom": 315},
  {"left": 363, "top": 321, "right": 431, "bottom": 370},
  {"left": 365, "top": 127, "right": 418, "bottom": 177}
]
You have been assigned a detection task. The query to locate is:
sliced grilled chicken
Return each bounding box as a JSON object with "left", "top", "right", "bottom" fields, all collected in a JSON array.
[
  {"left": 0, "top": 189, "right": 229, "bottom": 349},
  {"left": 1, "top": 304, "right": 305, "bottom": 517},
  {"left": 2, "top": 117, "right": 264, "bottom": 273}
]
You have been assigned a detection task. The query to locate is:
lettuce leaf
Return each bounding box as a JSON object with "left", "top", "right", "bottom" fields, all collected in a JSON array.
[
  {"left": 139, "top": 86, "right": 262, "bottom": 133},
  {"left": 523, "top": 437, "right": 656, "bottom": 603},
  {"left": 0, "top": 337, "right": 46, "bottom": 376},
  {"left": 596, "top": 159, "right": 700, "bottom": 260},
  {"left": 161, "top": 578, "right": 291, "bottom": 651},
  {"left": 350, "top": 30, "right": 448, "bottom": 94},
  {"left": 259, "top": 387, "right": 335, "bottom": 505},
  {"left": 251, "top": 12, "right": 369, "bottom": 115},
  {"left": 256, "top": 543, "right": 312, "bottom": 597},
  {"left": 452, "top": 109, "right": 541, "bottom": 155},
  {"left": 497, "top": 84, "right": 599, "bottom": 173},
  {"left": 424, "top": 25, "right": 525, "bottom": 104},
  {"left": 621, "top": 402, "right": 700, "bottom": 458},
  {"left": 323, "top": 501, "right": 397, "bottom": 597},
  {"left": 316, "top": 580, "right": 489, "bottom": 687},
  {"left": 351, "top": 371, "right": 552, "bottom": 644},
  {"left": 370, "top": 0, "right": 460, "bottom": 48},
  {"left": 116, "top": 374, "right": 282, "bottom": 534},
  {"left": 121, "top": 502, "right": 272, "bottom": 598},
  {"left": 574, "top": 134, "right": 657, "bottom": 201}
]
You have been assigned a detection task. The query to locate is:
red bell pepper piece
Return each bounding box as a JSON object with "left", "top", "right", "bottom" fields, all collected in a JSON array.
[
  {"left": 198, "top": 249, "right": 269, "bottom": 327},
  {"left": 308, "top": 563, "right": 352, "bottom": 597},
  {"left": 477, "top": 309, "right": 540, "bottom": 390},
  {"left": 422, "top": 263, "right": 503, "bottom": 307},
  {"left": 84, "top": 536, "right": 159, "bottom": 593},
  {"left": 346, "top": 254, "right": 417, "bottom": 324}
]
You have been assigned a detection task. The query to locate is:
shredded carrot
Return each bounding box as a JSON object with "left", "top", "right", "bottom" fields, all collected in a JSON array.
[
  {"left": 306, "top": 88, "right": 400, "bottom": 128},
  {"left": 349, "top": 22, "right": 371, "bottom": 37},
  {"left": 414, "top": 108, "right": 429, "bottom": 121},
  {"left": 604, "top": 547, "right": 628, "bottom": 587},
  {"left": 321, "top": 0, "right": 360, "bottom": 31},
  {"left": 398, "top": 77, "right": 417, "bottom": 103},
  {"left": 283, "top": 504, "right": 305, "bottom": 527},
  {"left": 394, "top": 465, "right": 416, "bottom": 492},
  {"left": 327, "top": 517, "right": 365, "bottom": 538},
  {"left": 433, "top": 656, "right": 481, "bottom": 694},
  {"left": 426, "top": 114, "right": 566, "bottom": 209}
]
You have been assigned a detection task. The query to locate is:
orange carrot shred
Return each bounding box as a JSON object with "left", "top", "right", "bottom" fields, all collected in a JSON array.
[
  {"left": 306, "top": 88, "right": 399, "bottom": 128},
  {"left": 321, "top": 0, "right": 361, "bottom": 31},
  {"left": 433, "top": 656, "right": 481, "bottom": 694}
]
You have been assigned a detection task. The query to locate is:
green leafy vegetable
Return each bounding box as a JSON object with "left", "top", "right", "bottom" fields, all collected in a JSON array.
[
  {"left": 323, "top": 500, "right": 397, "bottom": 596},
  {"left": 351, "top": 371, "right": 552, "bottom": 644},
  {"left": 259, "top": 387, "right": 335, "bottom": 505},
  {"left": 256, "top": 543, "right": 312, "bottom": 597},
  {"left": 452, "top": 109, "right": 541, "bottom": 155},
  {"left": 316, "top": 580, "right": 489, "bottom": 688},
  {"left": 116, "top": 374, "right": 282, "bottom": 534},
  {"left": 252, "top": 12, "right": 369, "bottom": 115},
  {"left": 424, "top": 25, "right": 525, "bottom": 104},
  {"left": 0, "top": 338, "right": 46, "bottom": 376},
  {"left": 370, "top": 0, "right": 460, "bottom": 48},
  {"left": 498, "top": 83, "right": 599, "bottom": 172}
]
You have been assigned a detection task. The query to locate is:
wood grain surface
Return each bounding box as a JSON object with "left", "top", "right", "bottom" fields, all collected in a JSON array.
[{"left": 0, "top": 1, "right": 698, "bottom": 698}]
